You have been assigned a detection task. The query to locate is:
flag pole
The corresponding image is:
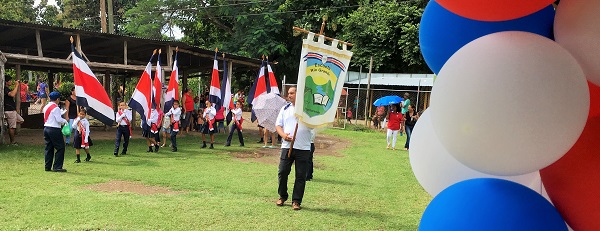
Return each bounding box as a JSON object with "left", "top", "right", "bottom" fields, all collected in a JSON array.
[{"left": 287, "top": 123, "right": 299, "bottom": 158}]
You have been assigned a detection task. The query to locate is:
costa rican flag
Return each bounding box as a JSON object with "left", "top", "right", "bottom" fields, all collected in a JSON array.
[
  {"left": 326, "top": 57, "right": 347, "bottom": 70},
  {"left": 129, "top": 52, "right": 155, "bottom": 129},
  {"left": 246, "top": 61, "right": 267, "bottom": 105},
  {"left": 209, "top": 52, "right": 222, "bottom": 111},
  {"left": 266, "top": 62, "right": 280, "bottom": 95},
  {"left": 221, "top": 59, "right": 235, "bottom": 125},
  {"left": 71, "top": 43, "right": 115, "bottom": 125},
  {"left": 164, "top": 50, "right": 179, "bottom": 113},
  {"left": 304, "top": 52, "right": 323, "bottom": 61},
  {"left": 153, "top": 52, "right": 162, "bottom": 111}
]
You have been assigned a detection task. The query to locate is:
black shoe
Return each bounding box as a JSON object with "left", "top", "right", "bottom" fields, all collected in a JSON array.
[
  {"left": 201, "top": 142, "right": 207, "bottom": 148},
  {"left": 52, "top": 169, "right": 67, "bottom": 172},
  {"left": 85, "top": 155, "right": 91, "bottom": 162},
  {"left": 114, "top": 153, "right": 118, "bottom": 157},
  {"left": 224, "top": 143, "right": 230, "bottom": 147},
  {"left": 172, "top": 147, "right": 177, "bottom": 152},
  {"left": 147, "top": 147, "right": 153, "bottom": 152},
  {"left": 74, "top": 159, "right": 81, "bottom": 163},
  {"left": 45, "top": 169, "right": 51, "bottom": 172},
  {"left": 121, "top": 152, "right": 127, "bottom": 155},
  {"left": 240, "top": 144, "right": 244, "bottom": 147},
  {"left": 154, "top": 145, "right": 159, "bottom": 153},
  {"left": 209, "top": 144, "right": 214, "bottom": 149},
  {"left": 256, "top": 139, "right": 264, "bottom": 143}
]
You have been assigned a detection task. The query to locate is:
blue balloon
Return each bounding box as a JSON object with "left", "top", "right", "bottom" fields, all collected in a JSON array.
[
  {"left": 419, "top": 1, "right": 555, "bottom": 75},
  {"left": 419, "top": 178, "right": 567, "bottom": 231}
]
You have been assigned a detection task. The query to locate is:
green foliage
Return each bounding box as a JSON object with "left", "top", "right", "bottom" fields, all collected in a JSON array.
[
  {"left": 57, "top": 81, "right": 74, "bottom": 100},
  {"left": 0, "top": 0, "right": 37, "bottom": 22}
]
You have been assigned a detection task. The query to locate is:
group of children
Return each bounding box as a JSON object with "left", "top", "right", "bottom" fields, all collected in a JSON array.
[{"left": 68, "top": 99, "right": 247, "bottom": 163}]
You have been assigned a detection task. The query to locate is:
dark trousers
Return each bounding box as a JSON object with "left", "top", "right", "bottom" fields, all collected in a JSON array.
[
  {"left": 278, "top": 148, "right": 310, "bottom": 204},
  {"left": 170, "top": 124, "right": 178, "bottom": 148},
  {"left": 114, "top": 125, "right": 130, "bottom": 154},
  {"left": 44, "top": 127, "right": 65, "bottom": 170},
  {"left": 225, "top": 123, "right": 244, "bottom": 145},
  {"left": 307, "top": 143, "right": 315, "bottom": 179},
  {"left": 405, "top": 125, "right": 414, "bottom": 149}
]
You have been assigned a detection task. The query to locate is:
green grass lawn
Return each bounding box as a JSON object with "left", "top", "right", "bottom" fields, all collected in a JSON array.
[{"left": 0, "top": 127, "right": 430, "bottom": 230}]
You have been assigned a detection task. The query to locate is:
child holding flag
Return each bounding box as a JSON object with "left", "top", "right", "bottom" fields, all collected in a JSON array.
[
  {"left": 201, "top": 100, "right": 216, "bottom": 149},
  {"left": 72, "top": 108, "right": 93, "bottom": 163},
  {"left": 225, "top": 101, "right": 245, "bottom": 147},
  {"left": 165, "top": 100, "right": 182, "bottom": 152},
  {"left": 143, "top": 108, "right": 160, "bottom": 152},
  {"left": 114, "top": 101, "right": 132, "bottom": 156}
]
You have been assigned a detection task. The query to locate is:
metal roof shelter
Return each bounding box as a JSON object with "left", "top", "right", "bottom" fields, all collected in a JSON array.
[{"left": 0, "top": 19, "right": 265, "bottom": 143}]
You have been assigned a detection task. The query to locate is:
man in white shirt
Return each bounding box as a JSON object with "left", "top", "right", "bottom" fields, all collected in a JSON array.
[
  {"left": 43, "top": 92, "right": 68, "bottom": 172},
  {"left": 275, "top": 86, "right": 313, "bottom": 210},
  {"left": 114, "top": 101, "right": 132, "bottom": 156}
]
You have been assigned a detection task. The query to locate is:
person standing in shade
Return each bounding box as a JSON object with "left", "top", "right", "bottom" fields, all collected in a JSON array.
[
  {"left": 201, "top": 100, "right": 216, "bottom": 149},
  {"left": 64, "top": 87, "right": 78, "bottom": 145},
  {"left": 225, "top": 101, "right": 245, "bottom": 147},
  {"left": 386, "top": 104, "right": 403, "bottom": 150},
  {"left": 4, "top": 75, "right": 24, "bottom": 145},
  {"left": 401, "top": 92, "right": 411, "bottom": 114},
  {"left": 181, "top": 88, "right": 195, "bottom": 134},
  {"left": 275, "top": 86, "right": 314, "bottom": 211},
  {"left": 43, "top": 92, "right": 68, "bottom": 172},
  {"left": 403, "top": 104, "right": 419, "bottom": 151},
  {"left": 114, "top": 101, "right": 132, "bottom": 156},
  {"left": 165, "top": 100, "right": 182, "bottom": 152}
]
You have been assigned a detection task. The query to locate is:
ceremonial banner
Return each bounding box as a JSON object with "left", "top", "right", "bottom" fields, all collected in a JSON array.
[
  {"left": 295, "top": 32, "right": 353, "bottom": 128},
  {"left": 164, "top": 51, "right": 179, "bottom": 113},
  {"left": 209, "top": 52, "right": 222, "bottom": 111},
  {"left": 129, "top": 54, "right": 155, "bottom": 129}
]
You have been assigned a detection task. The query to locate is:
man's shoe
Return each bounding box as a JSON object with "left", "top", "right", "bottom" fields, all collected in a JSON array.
[
  {"left": 52, "top": 169, "right": 67, "bottom": 172},
  {"left": 114, "top": 153, "right": 118, "bottom": 157},
  {"left": 276, "top": 198, "right": 286, "bottom": 206},
  {"left": 292, "top": 202, "right": 301, "bottom": 210},
  {"left": 172, "top": 147, "right": 177, "bottom": 152},
  {"left": 224, "top": 143, "right": 230, "bottom": 147},
  {"left": 45, "top": 169, "right": 51, "bottom": 172},
  {"left": 240, "top": 144, "right": 244, "bottom": 147},
  {"left": 121, "top": 152, "right": 127, "bottom": 155}
]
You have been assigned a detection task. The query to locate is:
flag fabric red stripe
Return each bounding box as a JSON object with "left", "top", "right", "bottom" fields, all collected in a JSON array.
[
  {"left": 164, "top": 52, "right": 179, "bottom": 113},
  {"left": 71, "top": 44, "right": 115, "bottom": 125},
  {"left": 129, "top": 55, "right": 155, "bottom": 129},
  {"left": 209, "top": 54, "right": 222, "bottom": 111},
  {"left": 252, "top": 66, "right": 267, "bottom": 105},
  {"left": 267, "top": 63, "right": 280, "bottom": 95},
  {"left": 153, "top": 56, "right": 162, "bottom": 111}
]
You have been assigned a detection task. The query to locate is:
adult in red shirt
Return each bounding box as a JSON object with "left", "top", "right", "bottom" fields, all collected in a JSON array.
[
  {"left": 181, "top": 88, "right": 195, "bottom": 134},
  {"left": 386, "top": 104, "right": 403, "bottom": 150}
]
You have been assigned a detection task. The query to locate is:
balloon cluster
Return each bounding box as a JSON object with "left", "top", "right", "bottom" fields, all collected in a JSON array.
[{"left": 413, "top": 1, "right": 600, "bottom": 230}]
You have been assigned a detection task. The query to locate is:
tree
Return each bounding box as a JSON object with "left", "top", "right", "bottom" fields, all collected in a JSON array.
[
  {"left": 340, "top": 0, "right": 430, "bottom": 73},
  {"left": 0, "top": 0, "right": 37, "bottom": 23}
]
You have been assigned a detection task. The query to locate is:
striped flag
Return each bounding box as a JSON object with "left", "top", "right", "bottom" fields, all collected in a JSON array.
[
  {"left": 164, "top": 50, "right": 179, "bottom": 113},
  {"left": 153, "top": 53, "right": 162, "bottom": 111},
  {"left": 71, "top": 43, "right": 115, "bottom": 125},
  {"left": 221, "top": 59, "right": 234, "bottom": 125},
  {"left": 266, "top": 62, "right": 280, "bottom": 95},
  {"left": 246, "top": 61, "right": 267, "bottom": 105},
  {"left": 209, "top": 52, "right": 222, "bottom": 111},
  {"left": 129, "top": 52, "right": 155, "bottom": 129}
]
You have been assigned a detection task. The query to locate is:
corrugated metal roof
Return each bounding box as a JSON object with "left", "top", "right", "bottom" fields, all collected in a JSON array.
[{"left": 344, "top": 71, "right": 435, "bottom": 87}]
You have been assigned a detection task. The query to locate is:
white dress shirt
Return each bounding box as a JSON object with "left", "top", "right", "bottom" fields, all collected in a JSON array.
[
  {"left": 143, "top": 109, "right": 159, "bottom": 128},
  {"left": 203, "top": 106, "right": 216, "bottom": 120},
  {"left": 115, "top": 109, "right": 132, "bottom": 126},
  {"left": 276, "top": 103, "right": 313, "bottom": 151},
  {"left": 231, "top": 108, "right": 243, "bottom": 121},
  {"left": 43, "top": 102, "right": 67, "bottom": 128},
  {"left": 166, "top": 107, "right": 182, "bottom": 122}
]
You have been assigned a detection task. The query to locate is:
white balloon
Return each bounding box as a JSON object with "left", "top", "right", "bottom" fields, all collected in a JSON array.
[
  {"left": 430, "top": 31, "right": 589, "bottom": 175},
  {"left": 409, "top": 110, "right": 543, "bottom": 197},
  {"left": 555, "top": 0, "right": 600, "bottom": 85}
]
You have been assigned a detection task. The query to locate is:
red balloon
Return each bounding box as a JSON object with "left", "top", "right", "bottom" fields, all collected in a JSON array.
[
  {"left": 540, "top": 82, "right": 600, "bottom": 231},
  {"left": 436, "top": 0, "right": 556, "bottom": 21},
  {"left": 589, "top": 82, "right": 600, "bottom": 118}
]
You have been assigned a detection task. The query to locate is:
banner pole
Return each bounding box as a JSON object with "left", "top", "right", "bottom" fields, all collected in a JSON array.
[{"left": 287, "top": 123, "right": 299, "bottom": 158}]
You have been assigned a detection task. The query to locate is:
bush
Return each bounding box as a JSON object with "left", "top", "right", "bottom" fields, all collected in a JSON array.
[{"left": 57, "top": 81, "right": 74, "bottom": 100}]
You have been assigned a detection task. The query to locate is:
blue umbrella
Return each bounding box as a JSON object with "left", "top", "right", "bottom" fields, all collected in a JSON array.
[{"left": 373, "top": 95, "right": 404, "bottom": 106}]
